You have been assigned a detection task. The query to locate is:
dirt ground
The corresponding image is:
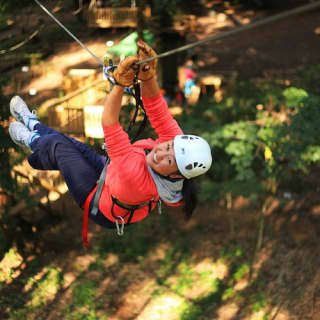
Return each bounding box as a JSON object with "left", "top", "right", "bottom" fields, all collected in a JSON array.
[{"left": 2, "top": 1, "right": 320, "bottom": 320}]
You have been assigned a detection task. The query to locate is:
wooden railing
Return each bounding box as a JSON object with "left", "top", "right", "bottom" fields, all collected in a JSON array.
[
  {"left": 86, "top": 7, "right": 148, "bottom": 28},
  {"left": 45, "top": 77, "right": 107, "bottom": 138},
  {"left": 48, "top": 106, "right": 85, "bottom": 136}
]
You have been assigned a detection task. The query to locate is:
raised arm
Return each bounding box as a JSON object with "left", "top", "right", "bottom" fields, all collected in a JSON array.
[
  {"left": 137, "top": 41, "right": 183, "bottom": 140},
  {"left": 140, "top": 77, "right": 160, "bottom": 99},
  {"left": 103, "top": 56, "right": 138, "bottom": 127},
  {"left": 141, "top": 79, "right": 183, "bottom": 141},
  {"left": 102, "top": 85, "right": 124, "bottom": 126},
  {"left": 102, "top": 56, "right": 140, "bottom": 160}
]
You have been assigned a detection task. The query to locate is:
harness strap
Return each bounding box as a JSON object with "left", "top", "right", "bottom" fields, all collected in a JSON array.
[
  {"left": 84, "top": 158, "right": 157, "bottom": 246},
  {"left": 82, "top": 193, "right": 91, "bottom": 247},
  {"left": 83, "top": 160, "right": 109, "bottom": 247},
  {"left": 112, "top": 196, "right": 152, "bottom": 211},
  {"left": 91, "top": 161, "right": 109, "bottom": 216},
  {"left": 128, "top": 77, "right": 148, "bottom": 143},
  {"left": 110, "top": 196, "right": 155, "bottom": 234}
]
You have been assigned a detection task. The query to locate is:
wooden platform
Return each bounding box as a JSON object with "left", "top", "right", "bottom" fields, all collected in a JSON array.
[{"left": 86, "top": 6, "right": 151, "bottom": 28}]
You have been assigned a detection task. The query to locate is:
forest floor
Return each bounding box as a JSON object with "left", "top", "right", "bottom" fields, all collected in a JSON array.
[{"left": 1, "top": 1, "right": 320, "bottom": 319}]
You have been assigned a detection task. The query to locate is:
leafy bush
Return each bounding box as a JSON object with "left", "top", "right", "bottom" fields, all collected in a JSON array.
[{"left": 178, "top": 73, "right": 320, "bottom": 206}]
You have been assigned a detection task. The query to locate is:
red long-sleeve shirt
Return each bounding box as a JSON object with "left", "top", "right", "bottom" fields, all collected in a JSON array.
[{"left": 83, "top": 93, "right": 183, "bottom": 240}]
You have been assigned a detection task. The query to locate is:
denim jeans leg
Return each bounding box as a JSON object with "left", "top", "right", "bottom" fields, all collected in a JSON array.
[
  {"left": 34, "top": 123, "right": 106, "bottom": 172},
  {"left": 28, "top": 134, "right": 103, "bottom": 207}
]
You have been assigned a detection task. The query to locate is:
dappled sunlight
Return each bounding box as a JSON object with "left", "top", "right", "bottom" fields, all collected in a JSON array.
[
  {"left": 0, "top": 248, "right": 23, "bottom": 284},
  {"left": 2, "top": 202, "right": 320, "bottom": 319},
  {"left": 26, "top": 267, "right": 61, "bottom": 308},
  {"left": 148, "top": 242, "right": 170, "bottom": 262},
  {"left": 136, "top": 293, "right": 186, "bottom": 320},
  {"left": 21, "top": 40, "right": 107, "bottom": 95},
  {"left": 245, "top": 310, "right": 290, "bottom": 320},
  {"left": 192, "top": 257, "right": 228, "bottom": 279},
  {"left": 217, "top": 303, "right": 239, "bottom": 319},
  {"left": 74, "top": 254, "right": 97, "bottom": 271},
  {"left": 3, "top": 2, "right": 320, "bottom": 320},
  {"left": 10, "top": 157, "right": 69, "bottom": 212}
]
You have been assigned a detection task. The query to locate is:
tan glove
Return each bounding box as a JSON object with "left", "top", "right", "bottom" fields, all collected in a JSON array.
[
  {"left": 110, "top": 56, "right": 139, "bottom": 87},
  {"left": 137, "top": 40, "right": 157, "bottom": 81}
]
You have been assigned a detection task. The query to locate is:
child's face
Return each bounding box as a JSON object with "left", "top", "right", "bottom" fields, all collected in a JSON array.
[{"left": 146, "top": 140, "right": 181, "bottom": 178}]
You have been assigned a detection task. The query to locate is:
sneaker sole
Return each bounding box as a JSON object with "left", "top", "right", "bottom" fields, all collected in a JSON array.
[
  {"left": 10, "top": 96, "right": 38, "bottom": 130},
  {"left": 10, "top": 96, "right": 27, "bottom": 124},
  {"left": 9, "top": 122, "right": 27, "bottom": 147}
]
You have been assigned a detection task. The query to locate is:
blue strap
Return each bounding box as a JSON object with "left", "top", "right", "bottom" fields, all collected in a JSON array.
[{"left": 102, "top": 65, "right": 133, "bottom": 96}]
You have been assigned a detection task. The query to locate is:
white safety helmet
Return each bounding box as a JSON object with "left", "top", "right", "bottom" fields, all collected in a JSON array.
[{"left": 174, "top": 134, "right": 212, "bottom": 179}]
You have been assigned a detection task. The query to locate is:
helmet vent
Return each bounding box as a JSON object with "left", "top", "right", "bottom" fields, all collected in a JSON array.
[
  {"left": 194, "top": 162, "right": 198, "bottom": 167},
  {"left": 185, "top": 164, "right": 193, "bottom": 170},
  {"left": 181, "top": 136, "right": 189, "bottom": 139}
]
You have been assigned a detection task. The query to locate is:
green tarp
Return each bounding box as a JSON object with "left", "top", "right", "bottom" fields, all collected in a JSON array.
[{"left": 104, "top": 30, "right": 154, "bottom": 61}]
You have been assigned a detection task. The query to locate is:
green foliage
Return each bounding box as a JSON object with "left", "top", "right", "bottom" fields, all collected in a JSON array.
[
  {"left": 297, "top": 64, "right": 320, "bottom": 95},
  {"left": 233, "top": 263, "right": 250, "bottom": 281},
  {"left": 97, "top": 219, "right": 158, "bottom": 263},
  {"left": 278, "top": 94, "right": 320, "bottom": 172},
  {"left": 179, "top": 73, "right": 320, "bottom": 206},
  {"left": 153, "top": 0, "right": 185, "bottom": 16},
  {"left": 73, "top": 280, "right": 99, "bottom": 306},
  {"left": 0, "top": 2, "right": 8, "bottom": 29},
  {"left": 151, "top": 0, "right": 202, "bottom": 26},
  {"left": 0, "top": 0, "right": 31, "bottom": 28},
  {"left": 251, "top": 292, "right": 268, "bottom": 313},
  {"left": 282, "top": 87, "right": 308, "bottom": 108}
]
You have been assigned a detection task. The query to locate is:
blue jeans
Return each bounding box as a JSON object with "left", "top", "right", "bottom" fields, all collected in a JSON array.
[{"left": 28, "top": 124, "right": 115, "bottom": 228}]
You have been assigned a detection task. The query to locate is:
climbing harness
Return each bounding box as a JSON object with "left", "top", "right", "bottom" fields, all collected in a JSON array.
[{"left": 82, "top": 155, "right": 161, "bottom": 246}]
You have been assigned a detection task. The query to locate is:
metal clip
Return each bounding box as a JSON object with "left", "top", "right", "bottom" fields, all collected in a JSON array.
[
  {"left": 101, "top": 142, "right": 107, "bottom": 151},
  {"left": 158, "top": 199, "right": 162, "bottom": 215},
  {"left": 115, "top": 216, "right": 125, "bottom": 236}
]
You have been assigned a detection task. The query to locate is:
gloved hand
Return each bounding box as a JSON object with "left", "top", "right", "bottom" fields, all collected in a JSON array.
[
  {"left": 110, "top": 56, "right": 139, "bottom": 87},
  {"left": 137, "top": 40, "right": 157, "bottom": 81}
]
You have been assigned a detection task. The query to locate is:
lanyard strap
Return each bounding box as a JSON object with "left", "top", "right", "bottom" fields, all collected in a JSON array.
[{"left": 91, "top": 160, "right": 109, "bottom": 216}]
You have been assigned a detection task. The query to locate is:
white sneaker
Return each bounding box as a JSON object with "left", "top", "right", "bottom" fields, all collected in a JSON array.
[
  {"left": 10, "top": 96, "right": 39, "bottom": 130},
  {"left": 9, "top": 122, "right": 40, "bottom": 149}
]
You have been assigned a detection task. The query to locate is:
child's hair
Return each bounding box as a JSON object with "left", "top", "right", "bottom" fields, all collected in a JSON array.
[{"left": 182, "top": 178, "right": 198, "bottom": 221}]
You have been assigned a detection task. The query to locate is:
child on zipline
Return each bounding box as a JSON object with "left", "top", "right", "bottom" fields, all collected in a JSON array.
[{"left": 8, "top": 41, "right": 212, "bottom": 246}]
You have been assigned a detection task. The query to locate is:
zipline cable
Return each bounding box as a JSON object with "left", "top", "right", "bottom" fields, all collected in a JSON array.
[
  {"left": 33, "top": 0, "right": 320, "bottom": 67},
  {"left": 136, "top": 0, "right": 320, "bottom": 65},
  {"left": 33, "top": 0, "right": 104, "bottom": 66}
]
